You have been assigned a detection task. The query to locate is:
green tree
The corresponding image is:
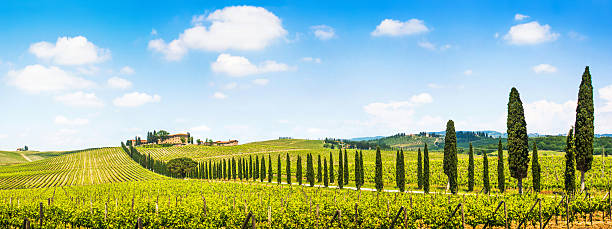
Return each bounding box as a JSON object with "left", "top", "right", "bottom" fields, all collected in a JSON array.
[
  {"left": 307, "top": 154, "right": 315, "bottom": 187},
  {"left": 467, "top": 142, "right": 475, "bottom": 192},
  {"left": 483, "top": 152, "right": 490, "bottom": 194},
  {"left": 443, "top": 120, "right": 458, "bottom": 194},
  {"left": 416, "top": 148, "right": 422, "bottom": 190},
  {"left": 399, "top": 149, "right": 406, "bottom": 192},
  {"left": 507, "top": 87, "right": 529, "bottom": 194},
  {"left": 355, "top": 150, "right": 361, "bottom": 190},
  {"left": 277, "top": 155, "right": 282, "bottom": 184},
  {"left": 167, "top": 157, "right": 197, "bottom": 178},
  {"left": 254, "top": 156, "right": 259, "bottom": 180},
  {"left": 497, "top": 138, "right": 505, "bottom": 193},
  {"left": 286, "top": 153, "right": 291, "bottom": 185},
  {"left": 359, "top": 150, "right": 364, "bottom": 187},
  {"left": 249, "top": 156, "right": 253, "bottom": 179},
  {"left": 260, "top": 156, "right": 266, "bottom": 182},
  {"left": 565, "top": 128, "right": 576, "bottom": 195},
  {"left": 317, "top": 155, "right": 322, "bottom": 182},
  {"left": 297, "top": 155, "right": 302, "bottom": 185},
  {"left": 375, "top": 146, "right": 383, "bottom": 192},
  {"left": 324, "top": 158, "right": 329, "bottom": 187},
  {"left": 575, "top": 66, "right": 594, "bottom": 191},
  {"left": 423, "top": 144, "right": 430, "bottom": 194},
  {"left": 268, "top": 155, "right": 273, "bottom": 183},
  {"left": 232, "top": 157, "right": 236, "bottom": 180},
  {"left": 338, "top": 149, "right": 344, "bottom": 189},
  {"left": 344, "top": 149, "right": 349, "bottom": 185},
  {"left": 329, "top": 152, "right": 335, "bottom": 183},
  {"left": 532, "top": 142, "right": 541, "bottom": 192}
]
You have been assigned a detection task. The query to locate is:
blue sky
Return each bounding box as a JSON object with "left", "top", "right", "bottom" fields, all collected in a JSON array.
[{"left": 1, "top": 0, "right": 612, "bottom": 150}]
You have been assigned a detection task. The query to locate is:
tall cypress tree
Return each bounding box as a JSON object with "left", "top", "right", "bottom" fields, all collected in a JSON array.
[
  {"left": 565, "top": 128, "right": 576, "bottom": 195},
  {"left": 232, "top": 157, "right": 236, "bottom": 180},
  {"left": 277, "top": 155, "right": 281, "bottom": 184},
  {"left": 399, "top": 149, "right": 406, "bottom": 192},
  {"left": 238, "top": 158, "right": 243, "bottom": 180},
  {"left": 467, "top": 142, "right": 475, "bottom": 192},
  {"left": 260, "top": 156, "right": 266, "bottom": 182},
  {"left": 532, "top": 142, "right": 541, "bottom": 192},
  {"left": 575, "top": 66, "right": 594, "bottom": 191},
  {"left": 329, "top": 152, "right": 335, "bottom": 183},
  {"left": 344, "top": 149, "right": 349, "bottom": 185},
  {"left": 223, "top": 159, "right": 227, "bottom": 179},
  {"left": 497, "top": 138, "right": 505, "bottom": 193},
  {"left": 307, "top": 154, "right": 315, "bottom": 187},
  {"left": 286, "top": 153, "right": 291, "bottom": 185},
  {"left": 507, "top": 87, "right": 529, "bottom": 194},
  {"left": 423, "top": 144, "right": 430, "bottom": 194},
  {"left": 443, "top": 120, "right": 458, "bottom": 194},
  {"left": 355, "top": 150, "right": 361, "bottom": 190},
  {"left": 324, "top": 158, "right": 329, "bottom": 187},
  {"left": 317, "top": 155, "right": 322, "bottom": 182},
  {"left": 417, "top": 148, "right": 422, "bottom": 189},
  {"left": 297, "top": 155, "right": 302, "bottom": 185},
  {"left": 483, "top": 152, "right": 490, "bottom": 194},
  {"left": 359, "top": 150, "right": 364, "bottom": 187},
  {"left": 249, "top": 156, "right": 253, "bottom": 179},
  {"left": 268, "top": 155, "right": 272, "bottom": 183},
  {"left": 254, "top": 156, "right": 259, "bottom": 180},
  {"left": 375, "top": 146, "right": 383, "bottom": 192},
  {"left": 395, "top": 150, "right": 400, "bottom": 189},
  {"left": 338, "top": 149, "right": 344, "bottom": 189}
]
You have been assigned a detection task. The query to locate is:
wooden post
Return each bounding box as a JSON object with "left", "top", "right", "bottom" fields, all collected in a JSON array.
[
  {"left": 131, "top": 196, "right": 134, "bottom": 212},
  {"left": 136, "top": 217, "right": 143, "bottom": 229},
  {"left": 105, "top": 202, "right": 108, "bottom": 221},
  {"left": 39, "top": 202, "right": 43, "bottom": 226},
  {"left": 403, "top": 207, "right": 408, "bottom": 229},
  {"left": 202, "top": 196, "right": 207, "bottom": 216},
  {"left": 354, "top": 202, "right": 359, "bottom": 228},
  {"left": 268, "top": 205, "right": 272, "bottom": 224},
  {"left": 23, "top": 218, "right": 30, "bottom": 229},
  {"left": 316, "top": 204, "right": 320, "bottom": 228},
  {"left": 460, "top": 203, "right": 465, "bottom": 229}
]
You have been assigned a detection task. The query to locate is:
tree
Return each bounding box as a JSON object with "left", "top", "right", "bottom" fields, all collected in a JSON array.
[
  {"left": 565, "top": 128, "right": 576, "bottom": 195},
  {"left": 468, "top": 142, "right": 475, "bottom": 192},
  {"left": 483, "top": 152, "right": 490, "bottom": 194},
  {"left": 24, "top": 146, "right": 29, "bottom": 151},
  {"left": 359, "top": 150, "right": 364, "bottom": 187},
  {"left": 254, "top": 156, "right": 259, "bottom": 180},
  {"left": 355, "top": 150, "right": 361, "bottom": 190},
  {"left": 324, "top": 158, "right": 329, "bottom": 187},
  {"left": 277, "top": 155, "right": 282, "bottom": 184},
  {"left": 338, "top": 149, "right": 344, "bottom": 189},
  {"left": 423, "top": 144, "right": 430, "bottom": 194},
  {"left": 167, "top": 157, "right": 197, "bottom": 178},
  {"left": 297, "top": 155, "right": 302, "bottom": 185},
  {"left": 344, "top": 149, "right": 349, "bottom": 185},
  {"left": 375, "top": 146, "right": 383, "bottom": 192},
  {"left": 268, "top": 155, "right": 273, "bottom": 183},
  {"left": 317, "top": 155, "right": 322, "bottom": 182},
  {"left": 398, "top": 149, "right": 406, "bottom": 192},
  {"left": 532, "top": 142, "right": 541, "bottom": 192},
  {"left": 416, "top": 148, "right": 422, "bottom": 190},
  {"left": 444, "top": 120, "right": 458, "bottom": 194},
  {"left": 286, "top": 153, "right": 291, "bottom": 185},
  {"left": 329, "top": 152, "right": 335, "bottom": 183},
  {"left": 307, "top": 154, "right": 315, "bottom": 187},
  {"left": 575, "top": 66, "right": 594, "bottom": 191},
  {"left": 249, "top": 156, "right": 253, "bottom": 179},
  {"left": 222, "top": 159, "right": 227, "bottom": 179},
  {"left": 238, "top": 157, "right": 243, "bottom": 180},
  {"left": 232, "top": 157, "right": 236, "bottom": 180},
  {"left": 497, "top": 138, "right": 505, "bottom": 193},
  {"left": 507, "top": 87, "right": 529, "bottom": 194},
  {"left": 260, "top": 156, "right": 266, "bottom": 182}
]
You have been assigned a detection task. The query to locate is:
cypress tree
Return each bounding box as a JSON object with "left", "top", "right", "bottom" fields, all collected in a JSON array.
[
  {"left": 232, "top": 157, "right": 236, "bottom": 180},
  {"left": 575, "top": 66, "right": 594, "bottom": 191},
  {"left": 423, "top": 144, "right": 430, "bottom": 194},
  {"left": 417, "top": 148, "right": 422, "bottom": 189},
  {"left": 355, "top": 150, "right": 361, "bottom": 190},
  {"left": 483, "top": 151, "right": 490, "bottom": 194},
  {"left": 249, "top": 156, "right": 253, "bottom": 179},
  {"left": 277, "top": 155, "right": 282, "bottom": 184},
  {"left": 375, "top": 146, "right": 383, "bottom": 192},
  {"left": 324, "top": 158, "right": 329, "bottom": 187},
  {"left": 468, "top": 143, "right": 475, "bottom": 192},
  {"left": 507, "top": 87, "right": 529, "bottom": 194},
  {"left": 297, "top": 155, "right": 302, "bottom": 185},
  {"left": 443, "top": 120, "right": 458, "bottom": 194},
  {"left": 317, "top": 155, "right": 322, "bottom": 182},
  {"left": 395, "top": 150, "right": 400, "bottom": 189},
  {"left": 268, "top": 155, "right": 272, "bottom": 183},
  {"left": 329, "top": 152, "right": 335, "bottom": 183},
  {"left": 338, "top": 149, "right": 344, "bottom": 189},
  {"left": 344, "top": 149, "right": 349, "bottom": 185},
  {"left": 565, "top": 128, "right": 576, "bottom": 195},
  {"left": 260, "top": 156, "right": 266, "bottom": 182},
  {"left": 399, "top": 149, "right": 406, "bottom": 192},
  {"left": 359, "top": 150, "right": 364, "bottom": 187},
  {"left": 254, "top": 156, "right": 259, "bottom": 180},
  {"left": 307, "top": 154, "right": 315, "bottom": 187},
  {"left": 223, "top": 159, "right": 227, "bottom": 179},
  {"left": 286, "top": 153, "right": 291, "bottom": 185},
  {"left": 497, "top": 138, "right": 505, "bottom": 193},
  {"left": 532, "top": 142, "right": 540, "bottom": 192}
]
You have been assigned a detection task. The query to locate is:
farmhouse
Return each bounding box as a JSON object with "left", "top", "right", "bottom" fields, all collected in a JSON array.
[
  {"left": 199, "top": 139, "right": 239, "bottom": 146},
  {"left": 127, "top": 139, "right": 147, "bottom": 146},
  {"left": 158, "top": 133, "right": 189, "bottom": 145}
]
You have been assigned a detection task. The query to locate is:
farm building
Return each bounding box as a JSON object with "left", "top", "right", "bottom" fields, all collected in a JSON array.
[
  {"left": 199, "top": 140, "right": 239, "bottom": 146},
  {"left": 158, "top": 133, "right": 189, "bottom": 145}
]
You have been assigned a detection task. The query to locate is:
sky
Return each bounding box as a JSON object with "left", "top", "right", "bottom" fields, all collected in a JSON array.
[{"left": 1, "top": 0, "right": 612, "bottom": 150}]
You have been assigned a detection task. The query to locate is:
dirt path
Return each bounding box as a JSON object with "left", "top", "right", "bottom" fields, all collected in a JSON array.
[{"left": 20, "top": 153, "right": 33, "bottom": 162}]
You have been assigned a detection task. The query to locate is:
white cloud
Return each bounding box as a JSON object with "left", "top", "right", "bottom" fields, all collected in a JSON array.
[
  {"left": 311, "top": 25, "right": 335, "bottom": 40},
  {"left": 190, "top": 125, "right": 211, "bottom": 132},
  {"left": 410, "top": 93, "right": 434, "bottom": 104},
  {"left": 29, "top": 36, "right": 110, "bottom": 65},
  {"left": 599, "top": 85, "right": 612, "bottom": 113},
  {"left": 0, "top": 134, "right": 7, "bottom": 139},
  {"left": 6, "top": 65, "right": 94, "bottom": 93},
  {"left": 213, "top": 92, "right": 227, "bottom": 99},
  {"left": 504, "top": 21, "right": 559, "bottom": 45},
  {"left": 568, "top": 31, "right": 587, "bottom": 41},
  {"left": 524, "top": 100, "right": 576, "bottom": 134},
  {"left": 417, "top": 40, "right": 451, "bottom": 51},
  {"left": 119, "top": 66, "right": 135, "bottom": 75},
  {"left": 148, "top": 6, "right": 287, "bottom": 61},
  {"left": 223, "top": 82, "right": 238, "bottom": 90},
  {"left": 107, "top": 77, "right": 132, "bottom": 89},
  {"left": 532, "top": 64, "right": 557, "bottom": 74},
  {"left": 54, "top": 115, "right": 89, "bottom": 126},
  {"left": 464, "top": 69, "right": 473, "bottom": 75},
  {"left": 301, "top": 57, "right": 322, "bottom": 63},
  {"left": 363, "top": 93, "right": 433, "bottom": 129},
  {"left": 371, "top": 19, "right": 429, "bottom": 37},
  {"left": 54, "top": 91, "right": 104, "bottom": 107},
  {"left": 211, "top": 53, "right": 290, "bottom": 77},
  {"left": 113, "top": 92, "right": 161, "bottom": 107},
  {"left": 252, "top": 78, "right": 269, "bottom": 86},
  {"left": 514, "top": 14, "right": 530, "bottom": 21}
]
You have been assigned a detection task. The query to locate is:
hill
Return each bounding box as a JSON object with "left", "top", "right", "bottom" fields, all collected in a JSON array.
[{"left": 0, "top": 150, "right": 76, "bottom": 165}]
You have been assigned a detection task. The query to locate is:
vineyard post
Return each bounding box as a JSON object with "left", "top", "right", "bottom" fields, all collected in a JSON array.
[
  {"left": 202, "top": 196, "right": 207, "bottom": 216},
  {"left": 131, "top": 196, "right": 134, "bottom": 212},
  {"left": 354, "top": 202, "right": 359, "bottom": 228},
  {"left": 268, "top": 205, "right": 271, "bottom": 225},
  {"left": 461, "top": 203, "right": 465, "bottom": 228},
  {"left": 136, "top": 217, "right": 143, "bottom": 229},
  {"left": 403, "top": 207, "right": 408, "bottom": 229},
  {"left": 23, "top": 218, "right": 30, "bottom": 229},
  {"left": 38, "top": 202, "right": 43, "bottom": 226},
  {"left": 316, "top": 204, "right": 320, "bottom": 228},
  {"left": 105, "top": 202, "right": 108, "bottom": 221}
]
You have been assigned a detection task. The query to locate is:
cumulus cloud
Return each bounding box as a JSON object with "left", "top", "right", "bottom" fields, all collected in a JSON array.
[
  {"left": 113, "top": 92, "right": 161, "bottom": 107},
  {"left": 211, "top": 53, "right": 290, "bottom": 77},
  {"left": 524, "top": 100, "right": 576, "bottom": 134},
  {"left": 417, "top": 40, "right": 451, "bottom": 51},
  {"left": 107, "top": 77, "right": 132, "bottom": 89},
  {"left": 568, "top": 31, "right": 587, "bottom": 41},
  {"left": 363, "top": 93, "right": 434, "bottom": 130},
  {"left": 371, "top": 19, "right": 429, "bottom": 37},
  {"left": 532, "top": 64, "right": 557, "bottom": 74},
  {"left": 301, "top": 57, "right": 321, "bottom": 63},
  {"left": 252, "top": 78, "right": 269, "bottom": 86},
  {"left": 54, "top": 91, "right": 104, "bottom": 107},
  {"left": 514, "top": 14, "right": 530, "bottom": 21},
  {"left": 213, "top": 92, "right": 227, "bottom": 99},
  {"left": 311, "top": 25, "right": 335, "bottom": 40},
  {"left": 148, "top": 6, "right": 287, "bottom": 61},
  {"left": 54, "top": 115, "right": 89, "bottom": 126},
  {"left": 600, "top": 85, "right": 612, "bottom": 113},
  {"left": 223, "top": 82, "right": 238, "bottom": 90},
  {"left": 29, "top": 36, "right": 110, "bottom": 65},
  {"left": 6, "top": 65, "right": 94, "bottom": 93},
  {"left": 190, "top": 125, "right": 211, "bottom": 132},
  {"left": 504, "top": 21, "right": 559, "bottom": 45},
  {"left": 119, "top": 66, "right": 135, "bottom": 75}
]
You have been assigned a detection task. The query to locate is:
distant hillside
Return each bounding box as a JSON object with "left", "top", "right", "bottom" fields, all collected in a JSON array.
[{"left": 350, "top": 136, "right": 385, "bottom": 141}]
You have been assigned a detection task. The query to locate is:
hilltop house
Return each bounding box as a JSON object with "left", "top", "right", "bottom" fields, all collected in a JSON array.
[
  {"left": 158, "top": 133, "right": 189, "bottom": 145},
  {"left": 127, "top": 139, "right": 147, "bottom": 146},
  {"left": 199, "top": 139, "right": 239, "bottom": 146}
]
